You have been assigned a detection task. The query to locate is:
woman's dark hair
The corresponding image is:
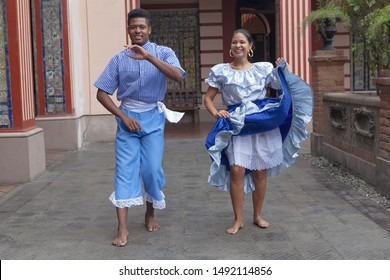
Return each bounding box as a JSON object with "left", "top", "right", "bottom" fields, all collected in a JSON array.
[
  {"left": 233, "top": 29, "right": 255, "bottom": 50},
  {"left": 127, "top": 8, "right": 152, "bottom": 26}
]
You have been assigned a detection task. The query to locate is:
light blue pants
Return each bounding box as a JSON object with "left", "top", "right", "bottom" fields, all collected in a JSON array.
[{"left": 109, "top": 107, "right": 166, "bottom": 209}]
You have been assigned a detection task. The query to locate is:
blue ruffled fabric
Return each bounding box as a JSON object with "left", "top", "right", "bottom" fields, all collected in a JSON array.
[{"left": 205, "top": 61, "right": 313, "bottom": 193}]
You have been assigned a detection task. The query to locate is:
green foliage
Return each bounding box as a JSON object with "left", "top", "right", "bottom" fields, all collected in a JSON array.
[
  {"left": 301, "top": 3, "right": 348, "bottom": 32},
  {"left": 303, "top": 0, "right": 390, "bottom": 71},
  {"left": 362, "top": 4, "right": 390, "bottom": 71}
]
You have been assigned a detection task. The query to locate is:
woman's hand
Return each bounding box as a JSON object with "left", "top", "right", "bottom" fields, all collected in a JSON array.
[
  {"left": 275, "top": 57, "right": 285, "bottom": 66},
  {"left": 275, "top": 57, "right": 292, "bottom": 72},
  {"left": 214, "top": 110, "right": 230, "bottom": 119}
]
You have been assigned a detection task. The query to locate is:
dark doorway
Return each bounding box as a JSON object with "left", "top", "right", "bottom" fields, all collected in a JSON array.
[{"left": 237, "top": 0, "right": 276, "bottom": 64}]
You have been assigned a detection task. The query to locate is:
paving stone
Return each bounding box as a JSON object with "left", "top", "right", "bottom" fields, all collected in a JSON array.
[{"left": 0, "top": 138, "right": 389, "bottom": 260}]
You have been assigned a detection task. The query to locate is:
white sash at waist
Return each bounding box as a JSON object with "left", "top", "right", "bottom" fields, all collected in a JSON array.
[{"left": 121, "top": 98, "right": 184, "bottom": 123}]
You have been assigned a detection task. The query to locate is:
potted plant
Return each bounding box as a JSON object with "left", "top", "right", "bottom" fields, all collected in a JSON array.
[
  {"left": 304, "top": 0, "right": 389, "bottom": 72},
  {"left": 301, "top": 0, "right": 348, "bottom": 50}
]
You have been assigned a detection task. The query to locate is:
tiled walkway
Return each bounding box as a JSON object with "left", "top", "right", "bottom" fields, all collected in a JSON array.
[{"left": 0, "top": 122, "right": 389, "bottom": 260}]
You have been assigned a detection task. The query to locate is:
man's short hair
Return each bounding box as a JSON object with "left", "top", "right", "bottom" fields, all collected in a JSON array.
[{"left": 128, "top": 8, "right": 152, "bottom": 26}]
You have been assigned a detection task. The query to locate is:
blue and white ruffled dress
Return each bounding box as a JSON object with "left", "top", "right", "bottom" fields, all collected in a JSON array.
[{"left": 205, "top": 60, "right": 313, "bottom": 194}]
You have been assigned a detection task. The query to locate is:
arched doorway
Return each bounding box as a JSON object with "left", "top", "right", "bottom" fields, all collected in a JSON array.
[
  {"left": 241, "top": 10, "right": 271, "bottom": 62},
  {"left": 237, "top": 0, "right": 277, "bottom": 64}
]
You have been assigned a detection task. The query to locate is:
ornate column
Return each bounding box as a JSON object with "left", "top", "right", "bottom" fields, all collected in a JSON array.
[
  {"left": 375, "top": 70, "right": 390, "bottom": 197},
  {"left": 308, "top": 50, "right": 348, "bottom": 156},
  {"left": 0, "top": 0, "right": 45, "bottom": 184}
]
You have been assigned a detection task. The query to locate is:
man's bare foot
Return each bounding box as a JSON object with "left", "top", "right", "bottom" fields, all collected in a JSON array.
[
  {"left": 253, "top": 216, "right": 269, "bottom": 228},
  {"left": 145, "top": 213, "right": 160, "bottom": 232},
  {"left": 112, "top": 229, "right": 128, "bottom": 247},
  {"left": 226, "top": 221, "right": 244, "bottom": 235}
]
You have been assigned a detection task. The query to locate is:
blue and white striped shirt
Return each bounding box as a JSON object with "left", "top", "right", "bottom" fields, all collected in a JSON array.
[{"left": 94, "top": 41, "right": 186, "bottom": 103}]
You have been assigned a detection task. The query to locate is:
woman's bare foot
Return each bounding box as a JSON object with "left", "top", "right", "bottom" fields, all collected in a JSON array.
[
  {"left": 226, "top": 220, "right": 244, "bottom": 234},
  {"left": 253, "top": 216, "right": 269, "bottom": 228},
  {"left": 112, "top": 229, "right": 128, "bottom": 247},
  {"left": 145, "top": 213, "right": 160, "bottom": 232}
]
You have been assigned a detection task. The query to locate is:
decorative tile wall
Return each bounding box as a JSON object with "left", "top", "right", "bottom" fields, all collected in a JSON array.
[
  {"left": 34, "top": 0, "right": 65, "bottom": 114},
  {"left": 31, "top": 0, "right": 39, "bottom": 114},
  {"left": 0, "top": 0, "right": 12, "bottom": 128}
]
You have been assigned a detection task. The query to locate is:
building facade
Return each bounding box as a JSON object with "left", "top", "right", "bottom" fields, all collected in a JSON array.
[{"left": 0, "top": 0, "right": 317, "bottom": 183}]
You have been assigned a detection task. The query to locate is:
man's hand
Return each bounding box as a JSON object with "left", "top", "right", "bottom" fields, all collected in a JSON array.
[
  {"left": 123, "top": 43, "right": 182, "bottom": 82},
  {"left": 122, "top": 115, "right": 142, "bottom": 132},
  {"left": 124, "top": 44, "right": 149, "bottom": 60}
]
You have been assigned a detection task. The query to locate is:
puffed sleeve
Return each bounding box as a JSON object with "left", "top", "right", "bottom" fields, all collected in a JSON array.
[{"left": 205, "top": 64, "right": 226, "bottom": 90}]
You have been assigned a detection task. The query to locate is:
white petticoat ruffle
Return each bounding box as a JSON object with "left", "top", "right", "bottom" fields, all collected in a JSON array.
[
  {"left": 225, "top": 128, "right": 283, "bottom": 170},
  {"left": 109, "top": 193, "right": 143, "bottom": 208},
  {"left": 145, "top": 192, "right": 166, "bottom": 209},
  {"left": 109, "top": 191, "right": 166, "bottom": 209}
]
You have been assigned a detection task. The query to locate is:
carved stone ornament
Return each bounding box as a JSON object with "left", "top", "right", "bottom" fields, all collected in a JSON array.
[
  {"left": 352, "top": 108, "right": 375, "bottom": 138},
  {"left": 329, "top": 104, "right": 347, "bottom": 130}
]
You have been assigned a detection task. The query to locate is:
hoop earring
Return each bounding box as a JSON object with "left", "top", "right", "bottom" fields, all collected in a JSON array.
[
  {"left": 248, "top": 49, "right": 254, "bottom": 57},
  {"left": 229, "top": 49, "right": 234, "bottom": 58}
]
